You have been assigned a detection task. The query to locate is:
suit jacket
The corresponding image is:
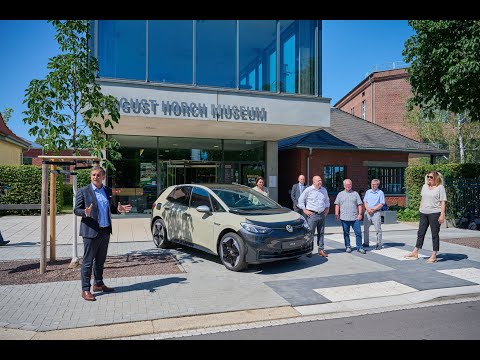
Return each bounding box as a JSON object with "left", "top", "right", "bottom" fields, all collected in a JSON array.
[
  {"left": 74, "top": 184, "right": 119, "bottom": 238},
  {"left": 291, "top": 183, "right": 308, "bottom": 210}
]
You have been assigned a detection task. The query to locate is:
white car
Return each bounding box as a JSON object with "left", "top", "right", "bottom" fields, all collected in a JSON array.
[{"left": 151, "top": 183, "right": 313, "bottom": 271}]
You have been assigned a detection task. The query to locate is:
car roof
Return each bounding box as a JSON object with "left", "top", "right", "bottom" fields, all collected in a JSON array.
[{"left": 172, "top": 183, "right": 252, "bottom": 191}]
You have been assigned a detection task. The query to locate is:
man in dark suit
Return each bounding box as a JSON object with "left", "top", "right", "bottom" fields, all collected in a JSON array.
[
  {"left": 74, "top": 166, "right": 132, "bottom": 301},
  {"left": 291, "top": 174, "right": 307, "bottom": 213}
]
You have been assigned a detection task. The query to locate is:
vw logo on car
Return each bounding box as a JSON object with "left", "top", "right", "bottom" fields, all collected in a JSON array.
[{"left": 151, "top": 183, "right": 313, "bottom": 271}]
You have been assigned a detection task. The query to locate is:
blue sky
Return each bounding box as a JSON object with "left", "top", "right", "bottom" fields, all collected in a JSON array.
[{"left": 0, "top": 20, "right": 414, "bottom": 143}]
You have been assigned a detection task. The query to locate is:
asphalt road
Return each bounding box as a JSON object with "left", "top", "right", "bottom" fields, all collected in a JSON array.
[{"left": 182, "top": 300, "right": 480, "bottom": 340}]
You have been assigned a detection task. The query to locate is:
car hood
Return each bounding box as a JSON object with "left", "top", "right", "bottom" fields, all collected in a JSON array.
[{"left": 243, "top": 211, "right": 303, "bottom": 224}]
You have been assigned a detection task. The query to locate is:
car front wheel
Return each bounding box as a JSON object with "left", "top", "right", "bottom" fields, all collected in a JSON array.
[
  {"left": 152, "top": 218, "right": 171, "bottom": 248},
  {"left": 219, "top": 232, "right": 247, "bottom": 272}
]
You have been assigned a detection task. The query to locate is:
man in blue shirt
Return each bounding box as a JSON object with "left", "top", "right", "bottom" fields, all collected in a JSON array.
[
  {"left": 363, "top": 179, "right": 386, "bottom": 250},
  {"left": 74, "top": 166, "right": 132, "bottom": 301}
]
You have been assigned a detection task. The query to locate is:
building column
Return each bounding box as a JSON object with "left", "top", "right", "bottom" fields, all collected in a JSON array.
[{"left": 265, "top": 141, "right": 278, "bottom": 202}]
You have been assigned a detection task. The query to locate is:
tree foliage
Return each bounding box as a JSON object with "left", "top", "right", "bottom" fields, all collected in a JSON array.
[
  {"left": 405, "top": 107, "right": 480, "bottom": 163},
  {"left": 22, "top": 20, "right": 121, "bottom": 168},
  {"left": 1, "top": 107, "right": 13, "bottom": 123},
  {"left": 403, "top": 20, "right": 480, "bottom": 121}
]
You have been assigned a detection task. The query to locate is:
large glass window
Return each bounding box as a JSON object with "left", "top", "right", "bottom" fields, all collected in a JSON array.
[
  {"left": 239, "top": 20, "right": 277, "bottom": 92},
  {"left": 196, "top": 20, "right": 237, "bottom": 88},
  {"left": 324, "top": 165, "right": 345, "bottom": 193},
  {"left": 368, "top": 167, "right": 405, "bottom": 195},
  {"left": 98, "top": 20, "right": 146, "bottom": 80},
  {"left": 148, "top": 20, "right": 193, "bottom": 85},
  {"left": 280, "top": 20, "right": 296, "bottom": 93},
  {"left": 297, "top": 20, "right": 316, "bottom": 95},
  {"left": 95, "top": 20, "right": 321, "bottom": 95}
]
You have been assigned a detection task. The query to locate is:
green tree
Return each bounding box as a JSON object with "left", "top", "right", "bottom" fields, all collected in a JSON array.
[
  {"left": 22, "top": 20, "right": 121, "bottom": 168},
  {"left": 1, "top": 107, "right": 13, "bottom": 123},
  {"left": 403, "top": 20, "right": 480, "bottom": 122},
  {"left": 405, "top": 107, "right": 480, "bottom": 163}
]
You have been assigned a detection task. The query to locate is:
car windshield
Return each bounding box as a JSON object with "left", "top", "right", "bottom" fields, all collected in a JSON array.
[{"left": 211, "top": 187, "right": 281, "bottom": 210}]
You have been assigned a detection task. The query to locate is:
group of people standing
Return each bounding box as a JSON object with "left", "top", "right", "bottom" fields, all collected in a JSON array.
[{"left": 290, "top": 172, "right": 447, "bottom": 262}]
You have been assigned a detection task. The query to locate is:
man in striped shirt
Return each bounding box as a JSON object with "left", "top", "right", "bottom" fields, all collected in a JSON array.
[{"left": 334, "top": 179, "right": 366, "bottom": 254}]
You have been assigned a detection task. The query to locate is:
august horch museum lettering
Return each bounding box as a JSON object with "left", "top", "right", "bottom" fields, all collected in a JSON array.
[{"left": 118, "top": 97, "right": 268, "bottom": 122}]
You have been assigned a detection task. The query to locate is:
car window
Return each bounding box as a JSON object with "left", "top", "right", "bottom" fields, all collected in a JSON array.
[
  {"left": 212, "top": 188, "right": 280, "bottom": 210},
  {"left": 167, "top": 186, "right": 192, "bottom": 206},
  {"left": 210, "top": 196, "right": 225, "bottom": 212},
  {"left": 190, "top": 187, "right": 212, "bottom": 209}
]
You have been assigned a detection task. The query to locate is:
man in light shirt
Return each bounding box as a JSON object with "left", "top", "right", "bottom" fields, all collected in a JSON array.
[
  {"left": 363, "top": 179, "right": 386, "bottom": 250},
  {"left": 334, "top": 179, "right": 365, "bottom": 254},
  {"left": 297, "top": 175, "right": 330, "bottom": 258}
]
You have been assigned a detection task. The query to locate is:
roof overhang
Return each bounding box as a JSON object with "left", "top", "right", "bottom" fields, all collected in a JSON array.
[{"left": 98, "top": 82, "right": 331, "bottom": 141}]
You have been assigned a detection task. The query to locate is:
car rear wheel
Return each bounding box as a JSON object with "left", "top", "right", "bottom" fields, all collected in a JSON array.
[
  {"left": 219, "top": 232, "right": 247, "bottom": 272},
  {"left": 152, "top": 218, "right": 171, "bottom": 248}
]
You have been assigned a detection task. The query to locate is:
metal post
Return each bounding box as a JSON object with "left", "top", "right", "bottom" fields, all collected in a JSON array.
[
  {"left": 40, "top": 163, "right": 48, "bottom": 274},
  {"left": 49, "top": 165, "right": 56, "bottom": 261},
  {"left": 69, "top": 173, "right": 80, "bottom": 268}
]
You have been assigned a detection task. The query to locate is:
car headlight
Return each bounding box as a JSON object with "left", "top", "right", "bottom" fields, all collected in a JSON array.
[
  {"left": 240, "top": 222, "right": 272, "bottom": 234},
  {"left": 302, "top": 217, "right": 310, "bottom": 230}
]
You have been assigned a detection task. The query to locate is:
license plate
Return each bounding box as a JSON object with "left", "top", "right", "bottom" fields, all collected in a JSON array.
[{"left": 282, "top": 241, "right": 298, "bottom": 249}]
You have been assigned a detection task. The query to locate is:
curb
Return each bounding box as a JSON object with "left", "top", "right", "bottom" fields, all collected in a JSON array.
[{"left": 2, "top": 290, "right": 479, "bottom": 340}]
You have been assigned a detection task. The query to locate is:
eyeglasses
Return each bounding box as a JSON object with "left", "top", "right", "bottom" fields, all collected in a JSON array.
[{"left": 427, "top": 175, "right": 434, "bottom": 179}]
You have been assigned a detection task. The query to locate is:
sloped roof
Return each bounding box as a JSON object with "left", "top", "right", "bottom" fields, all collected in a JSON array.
[
  {"left": 0, "top": 113, "right": 31, "bottom": 149},
  {"left": 279, "top": 108, "right": 449, "bottom": 155}
]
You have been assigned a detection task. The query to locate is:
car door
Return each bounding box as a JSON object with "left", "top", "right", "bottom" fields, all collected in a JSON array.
[
  {"left": 185, "top": 186, "right": 215, "bottom": 251},
  {"left": 163, "top": 186, "right": 192, "bottom": 241}
]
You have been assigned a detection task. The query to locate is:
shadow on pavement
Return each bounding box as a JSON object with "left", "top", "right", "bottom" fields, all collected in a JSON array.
[
  {"left": 438, "top": 253, "right": 468, "bottom": 262},
  {"left": 95, "top": 276, "right": 188, "bottom": 296}
]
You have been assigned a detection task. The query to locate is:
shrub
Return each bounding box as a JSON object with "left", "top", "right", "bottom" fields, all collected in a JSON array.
[{"left": 0, "top": 165, "right": 64, "bottom": 215}]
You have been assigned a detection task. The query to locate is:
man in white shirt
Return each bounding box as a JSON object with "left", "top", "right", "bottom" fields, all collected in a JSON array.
[{"left": 297, "top": 175, "right": 330, "bottom": 258}]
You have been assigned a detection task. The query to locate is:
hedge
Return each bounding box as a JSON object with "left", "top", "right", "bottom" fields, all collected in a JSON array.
[
  {"left": 405, "top": 163, "right": 480, "bottom": 220},
  {"left": 0, "top": 165, "right": 64, "bottom": 215}
]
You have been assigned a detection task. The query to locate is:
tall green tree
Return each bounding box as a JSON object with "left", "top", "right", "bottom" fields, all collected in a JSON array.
[
  {"left": 1, "top": 107, "right": 13, "bottom": 123},
  {"left": 405, "top": 107, "right": 480, "bottom": 163},
  {"left": 403, "top": 20, "right": 480, "bottom": 122},
  {"left": 22, "top": 20, "right": 121, "bottom": 167}
]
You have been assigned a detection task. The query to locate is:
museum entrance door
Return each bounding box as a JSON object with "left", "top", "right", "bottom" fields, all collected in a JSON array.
[{"left": 158, "top": 161, "right": 220, "bottom": 188}]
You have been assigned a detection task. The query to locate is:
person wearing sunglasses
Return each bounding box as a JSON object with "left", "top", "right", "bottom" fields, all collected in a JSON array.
[{"left": 404, "top": 171, "right": 447, "bottom": 263}]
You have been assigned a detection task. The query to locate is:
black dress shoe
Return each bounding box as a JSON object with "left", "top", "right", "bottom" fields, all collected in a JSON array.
[
  {"left": 92, "top": 284, "right": 115, "bottom": 292},
  {"left": 0, "top": 240, "right": 10, "bottom": 246},
  {"left": 82, "top": 291, "right": 96, "bottom": 301},
  {"left": 362, "top": 243, "right": 369, "bottom": 248}
]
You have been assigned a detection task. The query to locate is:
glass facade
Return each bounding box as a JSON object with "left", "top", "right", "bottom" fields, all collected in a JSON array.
[
  {"left": 107, "top": 135, "right": 265, "bottom": 214},
  {"left": 95, "top": 20, "right": 322, "bottom": 96}
]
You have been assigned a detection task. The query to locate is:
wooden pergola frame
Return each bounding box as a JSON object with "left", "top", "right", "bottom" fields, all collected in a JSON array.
[{"left": 38, "top": 156, "right": 100, "bottom": 273}]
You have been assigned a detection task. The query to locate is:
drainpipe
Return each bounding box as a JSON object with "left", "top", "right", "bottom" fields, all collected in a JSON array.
[
  {"left": 370, "top": 73, "right": 375, "bottom": 124},
  {"left": 307, "top": 147, "right": 313, "bottom": 182}
]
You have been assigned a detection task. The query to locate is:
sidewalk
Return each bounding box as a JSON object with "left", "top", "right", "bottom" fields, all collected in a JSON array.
[{"left": 1, "top": 214, "right": 480, "bottom": 339}]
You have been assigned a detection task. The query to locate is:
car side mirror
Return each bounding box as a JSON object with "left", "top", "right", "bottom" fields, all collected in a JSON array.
[{"left": 196, "top": 205, "right": 211, "bottom": 213}]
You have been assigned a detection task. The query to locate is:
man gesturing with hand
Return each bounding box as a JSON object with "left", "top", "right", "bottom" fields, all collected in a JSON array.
[{"left": 74, "top": 166, "right": 132, "bottom": 301}]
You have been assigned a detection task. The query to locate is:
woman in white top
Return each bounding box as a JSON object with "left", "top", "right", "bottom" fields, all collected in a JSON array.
[
  {"left": 405, "top": 171, "right": 447, "bottom": 263},
  {"left": 252, "top": 176, "right": 269, "bottom": 197}
]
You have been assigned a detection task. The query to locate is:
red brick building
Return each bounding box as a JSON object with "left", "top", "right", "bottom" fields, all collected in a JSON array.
[
  {"left": 23, "top": 148, "right": 90, "bottom": 184},
  {"left": 278, "top": 108, "right": 448, "bottom": 210},
  {"left": 334, "top": 68, "right": 418, "bottom": 140}
]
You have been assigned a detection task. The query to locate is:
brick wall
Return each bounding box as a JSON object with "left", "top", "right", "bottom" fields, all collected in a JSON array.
[
  {"left": 336, "top": 69, "right": 419, "bottom": 141},
  {"left": 278, "top": 148, "right": 408, "bottom": 210}
]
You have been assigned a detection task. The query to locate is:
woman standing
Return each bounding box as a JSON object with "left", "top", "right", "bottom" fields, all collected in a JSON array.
[
  {"left": 405, "top": 171, "right": 447, "bottom": 263},
  {"left": 252, "top": 176, "right": 269, "bottom": 197}
]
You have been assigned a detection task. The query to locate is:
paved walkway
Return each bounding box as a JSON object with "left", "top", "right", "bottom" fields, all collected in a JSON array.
[{"left": 1, "top": 214, "right": 480, "bottom": 339}]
